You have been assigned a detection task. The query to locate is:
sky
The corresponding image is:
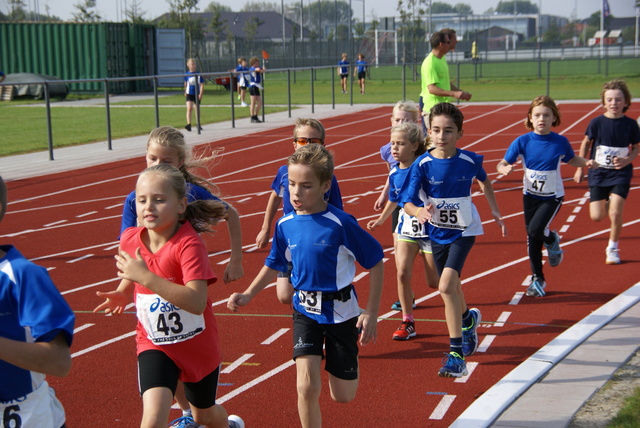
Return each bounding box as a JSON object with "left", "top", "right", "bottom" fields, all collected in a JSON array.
[{"left": 4, "top": 0, "right": 638, "bottom": 23}]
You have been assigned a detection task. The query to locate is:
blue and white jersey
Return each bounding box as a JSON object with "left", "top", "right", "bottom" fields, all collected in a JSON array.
[
  {"left": 0, "top": 246, "right": 75, "bottom": 402},
  {"left": 402, "top": 149, "right": 486, "bottom": 244},
  {"left": 389, "top": 165, "right": 427, "bottom": 238},
  {"left": 184, "top": 71, "right": 204, "bottom": 96},
  {"left": 265, "top": 205, "right": 384, "bottom": 324},
  {"left": 271, "top": 165, "right": 343, "bottom": 215},
  {"left": 249, "top": 66, "right": 263, "bottom": 89},
  {"left": 503, "top": 131, "right": 575, "bottom": 199},
  {"left": 338, "top": 59, "right": 349, "bottom": 74},
  {"left": 235, "top": 65, "right": 250, "bottom": 87}
]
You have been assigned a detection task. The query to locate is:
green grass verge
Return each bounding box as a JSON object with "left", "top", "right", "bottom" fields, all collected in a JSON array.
[
  {"left": 607, "top": 386, "right": 640, "bottom": 428},
  {"left": 0, "top": 63, "right": 638, "bottom": 157}
]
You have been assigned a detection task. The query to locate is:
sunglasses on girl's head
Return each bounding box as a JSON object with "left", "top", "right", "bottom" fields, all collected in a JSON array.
[{"left": 293, "top": 137, "right": 324, "bottom": 146}]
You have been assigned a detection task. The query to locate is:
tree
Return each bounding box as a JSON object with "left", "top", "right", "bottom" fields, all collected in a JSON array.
[
  {"left": 72, "top": 0, "right": 101, "bottom": 22},
  {"left": 160, "top": 0, "right": 206, "bottom": 58},
  {"left": 495, "top": 1, "right": 538, "bottom": 15},
  {"left": 453, "top": 3, "right": 473, "bottom": 14},
  {"left": 7, "top": 0, "right": 27, "bottom": 21},
  {"left": 124, "top": 0, "right": 147, "bottom": 23},
  {"left": 241, "top": 1, "right": 280, "bottom": 12},
  {"left": 431, "top": 2, "right": 455, "bottom": 14},
  {"left": 204, "top": 1, "right": 232, "bottom": 13}
]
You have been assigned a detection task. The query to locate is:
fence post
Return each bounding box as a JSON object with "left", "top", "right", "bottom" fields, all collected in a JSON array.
[
  {"left": 104, "top": 79, "right": 112, "bottom": 151},
  {"left": 331, "top": 68, "right": 335, "bottom": 110},
  {"left": 287, "top": 69, "right": 292, "bottom": 118},
  {"left": 195, "top": 74, "right": 201, "bottom": 135},
  {"left": 546, "top": 59, "right": 551, "bottom": 97},
  {"left": 44, "top": 81, "right": 54, "bottom": 161},
  {"left": 310, "top": 68, "right": 315, "bottom": 114},
  {"left": 229, "top": 71, "right": 236, "bottom": 128},
  {"left": 402, "top": 63, "right": 406, "bottom": 101},
  {"left": 153, "top": 76, "right": 160, "bottom": 128}
]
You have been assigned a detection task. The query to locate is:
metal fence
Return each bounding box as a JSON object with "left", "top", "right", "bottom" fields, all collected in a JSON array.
[{"left": 1, "top": 53, "right": 638, "bottom": 160}]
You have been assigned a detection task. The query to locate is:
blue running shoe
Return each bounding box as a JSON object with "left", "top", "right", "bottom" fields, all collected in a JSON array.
[
  {"left": 544, "top": 230, "right": 564, "bottom": 267},
  {"left": 438, "top": 352, "right": 468, "bottom": 378},
  {"left": 462, "top": 308, "right": 481, "bottom": 356},
  {"left": 168, "top": 416, "right": 200, "bottom": 428},
  {"left": 526, "top": 275, "right": 547, "bottom": 297}
]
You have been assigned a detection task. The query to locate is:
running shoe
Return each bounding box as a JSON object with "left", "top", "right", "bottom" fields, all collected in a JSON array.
[
  {"left": 392, "top": 321, "right": 416, "bottom": 341},
  {"left": 526, "top": 275, "right": 547, "bottom": 297},
  {"left": 544, "top": 230, "right": 564, "bottom": 267},
  {"left": 605, "top": 248, "right": 621, "bottom": 265},
  {"left": 168, "top": 416, "right": 200, "bottom": 428},
  {"left": 438, "top": 352, "right": 468, "bottom": 378},
  {"left": 184, "top": 124, "right": 192, "bottom": 132},
  {"left": 462, "top": 308, "right": 481, "bottom": 356},
  {"left": 240, "top": 102, "right": 248, "bottom": 107},
  {"left": 390, "top": 298, "right": 416, "bottom": 311},
  {"left": 228, "top": 415, "right": 245, "bottom": 428}
]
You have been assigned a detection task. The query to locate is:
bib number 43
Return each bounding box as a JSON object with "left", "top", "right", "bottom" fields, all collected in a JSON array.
[{"left": 156, "top": 312, "right": 184, "bottom": 336}]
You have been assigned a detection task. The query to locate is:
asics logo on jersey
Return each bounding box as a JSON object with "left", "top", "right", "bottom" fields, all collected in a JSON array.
[
  {"left": 529, "top": 171, "right": 548, "bottom": 180},
  {"left": 436, "top": 201, "right": 461, "bottom": 210},
  {"left": 429, "top": 176, "right": 443, "bottom": 185},
  {"left": 149, "top": 297, "right": 181, "bottom": 313}
]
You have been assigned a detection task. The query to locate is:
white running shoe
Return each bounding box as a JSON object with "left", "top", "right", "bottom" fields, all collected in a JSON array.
[
  {"left": 605, "top": 248, "right": 621, "bottom": 265},
  {"left": 228, "top": 415, "right": 245, "bottom": 428}
]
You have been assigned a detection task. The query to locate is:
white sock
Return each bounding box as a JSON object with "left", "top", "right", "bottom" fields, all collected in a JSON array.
[
  {"left": 182, "top": 409, "right": 192, "bottom": 417},
  {"left": 608, "top": 240, "right": 619, "bottom": 250}
]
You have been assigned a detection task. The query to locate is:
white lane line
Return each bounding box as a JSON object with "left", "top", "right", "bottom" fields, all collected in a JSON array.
[
  {"left": 67, "top": 254, "right": 94, "bottom": 264},
  {"left": 261, "top": 328, "right": 289, "bottom": 345},
  {"left": 221, "top": 354, "right": 254, "bottom": 374},
  {"left": 493, "top": 312, "right": 511, "bottom": 328},
  {"left": 71, "top": 331, "right": 136, "bottom": 358},
  {"left": 429, "top": 395, "right": 457, "bottom": 420},
  {"left": 477, "top": 335, "right": 497, "bottom": 353}
]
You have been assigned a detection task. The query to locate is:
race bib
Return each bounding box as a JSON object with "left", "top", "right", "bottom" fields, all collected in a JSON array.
[
  {"left": 0, "top": 381, "right": 65, "bottom": 428},
  {"left": 137, "top": 293, "right": 205, "bottom": 345},
  {"left": 428, "top": 197, "right": 473, "bottom": 230},
  {"left": 397, "top": 207, "right": 427, "bottom": 237},
  {"left": 595, "top": 145, "right": 629, "bottom": 169},
  {"left": 298, "top": 290, "right": 322, "bottom": 315},
  {"left": 524, "top": 168, "right": 557, "bottom": 197}
]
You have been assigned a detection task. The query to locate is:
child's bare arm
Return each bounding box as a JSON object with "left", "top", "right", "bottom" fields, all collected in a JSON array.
[
  {"left": 223, "top": 204, "right": 244, "bottom": 283},
  {"left": 358, "top": 260, "right": 384, "bottom": 346},
  {"left": 0, "top": 333, "right": 71, "bottom": 378},
  {"left": 574, "top": 135, "right": 593, "bottom": 183},
  {"left": 256, "top": 191, "right": 282, "bottom": 248}
]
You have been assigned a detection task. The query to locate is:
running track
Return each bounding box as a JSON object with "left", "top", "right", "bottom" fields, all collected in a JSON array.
[{"left": 2, "top": 102, "right": 639, "bottom": 427}]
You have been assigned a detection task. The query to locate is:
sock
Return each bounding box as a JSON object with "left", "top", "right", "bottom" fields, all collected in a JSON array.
[
  {"left": 462, "top": 309, "right": 471, "bottom": 328},
  {"left": 450, "top": 337, "right": 463, "bottom": 356},
  {"left": 608, "top": 240, "right": 619, "bottom": 250},
  {"left": 402, "top": 314, "right": 414, "bottom": 323},
  {"left": 182, "top": 409, "right": 192, "bottom": 417}
]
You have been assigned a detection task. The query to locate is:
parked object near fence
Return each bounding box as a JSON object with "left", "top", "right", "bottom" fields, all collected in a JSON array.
[
  {"left": 1, "top": 73, "right": 69, "bottom": 100},
  {"left": 0, "top": 23, "right": 155, "bottom": 94}
]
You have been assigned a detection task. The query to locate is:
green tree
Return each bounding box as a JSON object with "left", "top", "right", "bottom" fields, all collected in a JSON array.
[
  {"left": 496, "top": 1, "right": 538, "bottom": 14},
  {"left": 72, "top": 0, "right": 101, "bottom": 22},
  {"left": 431, "top": 2, "right": 455, "bottom": 13},
  {"left": 7, "top": 0, "right": 27, "bottom": 21},
  {"left": 160, "top": 0, "right": 206, "bottom": 58},
  {"left": 241, "top": 1, "right": 280, "bottom": 12},
  {"left": 453, "top": 3, "right": 473, "bottom": 14},
  {"left": 124, "top": 0, "right": 147, "bottom": 23},
  {"left": 204, "top": 1, "right": 232, "bottom": 12}
]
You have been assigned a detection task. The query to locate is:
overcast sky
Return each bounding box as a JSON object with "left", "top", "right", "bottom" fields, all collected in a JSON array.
[{"left": 4, "top": 0, "right": 638, "bottom": 23}]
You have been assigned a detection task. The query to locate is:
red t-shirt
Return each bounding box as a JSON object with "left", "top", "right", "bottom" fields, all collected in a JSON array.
[{"left": 120, "top": 222, "right": 221, "bottom": 382}]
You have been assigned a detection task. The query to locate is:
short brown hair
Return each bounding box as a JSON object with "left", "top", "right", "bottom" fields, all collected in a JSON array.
[
  {"left": 601, "top": 80, "right": 632, "bottom": 113},
  {"left": 525, "top": 95, "right": 561, "bottom": 130}
]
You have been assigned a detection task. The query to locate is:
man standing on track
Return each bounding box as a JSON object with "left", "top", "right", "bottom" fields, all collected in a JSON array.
[{"left": 419, "top": 30, "right": 472, "bottom": 131}]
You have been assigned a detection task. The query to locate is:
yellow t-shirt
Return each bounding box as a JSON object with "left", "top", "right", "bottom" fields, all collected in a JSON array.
[{"left": 420, "top": 53, "right": 451, "bottom": 114}]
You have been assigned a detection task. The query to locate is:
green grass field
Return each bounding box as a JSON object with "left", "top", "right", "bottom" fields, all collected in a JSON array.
[{"left": 1, "top": 58, "right": 638, "bottom": 157}]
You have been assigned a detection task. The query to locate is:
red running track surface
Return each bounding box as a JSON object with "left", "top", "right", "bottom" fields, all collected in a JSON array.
[{"left": 2, "top": 102, "right": 639, "bottom": 427}]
